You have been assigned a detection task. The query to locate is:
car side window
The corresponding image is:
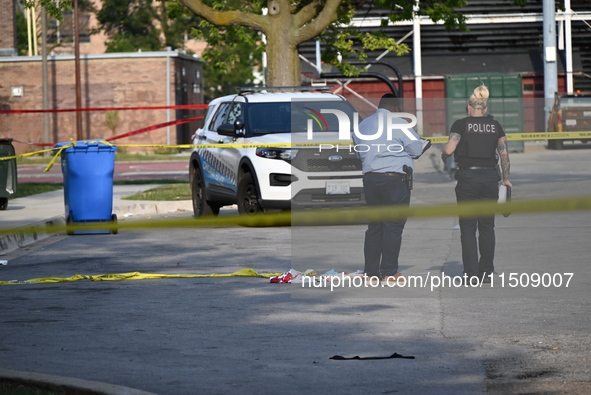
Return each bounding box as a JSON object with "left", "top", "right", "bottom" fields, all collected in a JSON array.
[
  {"left": 226, "top": 102, "right": 243, "bottom": 125},
  {"left": 201, "top": 104, "right": 217, "bottom": 130},
  {"left": 209, "top": 103, "right": 231, "bottom": 132}
]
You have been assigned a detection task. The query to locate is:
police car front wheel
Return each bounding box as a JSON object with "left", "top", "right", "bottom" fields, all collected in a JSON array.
[{"left": 237, "top": 173, "right": 263, "bottom": 215}]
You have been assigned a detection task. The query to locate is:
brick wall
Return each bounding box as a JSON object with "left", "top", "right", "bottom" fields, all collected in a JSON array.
[
  {"left": 0, "top": 53, "right": 204, "bottom": 154},
  {"left": 0, "top": 0, "right": 17, "bottom": 56}
]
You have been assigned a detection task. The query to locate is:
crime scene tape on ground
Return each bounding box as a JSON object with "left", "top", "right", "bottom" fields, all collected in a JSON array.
[
  {"left": 1, "top": 195, "right": 590, "bottom": 237},
  {"left": 0, "top": 268, "right": 283, "bottom": 285}
]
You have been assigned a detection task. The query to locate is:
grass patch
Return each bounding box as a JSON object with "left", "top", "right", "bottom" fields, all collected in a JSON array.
[
  {"left": 0, "top": 380, "right": 83, "bottom": 394},
  {"left": 122, "top": 183, "right": 191, "bottom": 201},
  {"left": 10, "top": 180, "right": 189, "bottom": 200},
  {"left": 115, "top": 152, "right": 190, "bottom": 162},
  {"left": 17, "top": 152, "right": 190, "bottom": 165},
  {"left": 113, "top": 179, "right": 188, "bottom": 186},
  {"left": 10, "top": 183, "right": 63, "bottom": 199}
]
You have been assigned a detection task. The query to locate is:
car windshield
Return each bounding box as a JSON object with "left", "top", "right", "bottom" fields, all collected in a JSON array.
[{"left": 246, "top": 100, "right": 357, "bottom": 135}]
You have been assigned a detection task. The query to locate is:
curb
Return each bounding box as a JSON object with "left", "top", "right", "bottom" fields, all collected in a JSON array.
[
  {"left": 0, "top": 201, "right": 193, "bottom": 256},
  {"left": 112, "top": 200, "right": 193, "bottom": 217},
  {"left": 0, "top": 216, "right": 65, "bottom": 256},
  {"left": 0, "top": 367, "right": 157, "bottom": 395}
]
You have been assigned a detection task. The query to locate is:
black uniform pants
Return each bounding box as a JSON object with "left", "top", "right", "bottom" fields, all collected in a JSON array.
[
  {"left": 454, "top": 168, "right": 500, "bottom": 278},
  {"left": 362, "top": 173, "right": 410, "bottom": 278}
]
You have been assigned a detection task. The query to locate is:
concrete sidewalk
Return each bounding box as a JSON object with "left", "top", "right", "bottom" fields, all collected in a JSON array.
[{"left": 0, "top": 185, "right": 192, "bottom": 256}]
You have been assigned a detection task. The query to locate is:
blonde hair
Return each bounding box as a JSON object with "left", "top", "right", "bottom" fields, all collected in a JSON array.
[{"left": 468, "top": 84, "right": 489, "bottom": 109}]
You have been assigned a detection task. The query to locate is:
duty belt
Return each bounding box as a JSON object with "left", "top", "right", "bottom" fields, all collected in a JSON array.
[
  {"left": 364, "top": 172, "right": 406, "bottom": 179},
  {"left": 460, "top": 166, "right": 497, "bottom": 170}
]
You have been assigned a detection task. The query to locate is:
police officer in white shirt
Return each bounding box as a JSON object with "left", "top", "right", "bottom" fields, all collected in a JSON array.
[{"left": 354, "top": 93, "right": 423, "bottom": 282}]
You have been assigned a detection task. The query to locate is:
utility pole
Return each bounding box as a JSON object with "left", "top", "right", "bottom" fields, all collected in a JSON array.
[
  {"left": 564, "top": 0, "right": 574, "bottom": 94},
  {"left": 74, "top": 0, "right": 83, "bottom": 141},
  {"left": 413, "top": 1, "right": 423, "bottom": 136},
  {"left": 42, "top": 6, "right": 50, "bottom": 151},
  {"left": 543, "top": 0, "right": 558, "bottom": 131}
]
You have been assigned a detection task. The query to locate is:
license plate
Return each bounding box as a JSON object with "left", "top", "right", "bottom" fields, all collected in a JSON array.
[{"left": 326, "top": 181, "right": 350, "bottom": 194}]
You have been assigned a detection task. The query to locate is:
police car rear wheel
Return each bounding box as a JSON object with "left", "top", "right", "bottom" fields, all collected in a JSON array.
[
  {"left": 237, "top": 173, "right": 263, "bottom": 215},
  {"left": 192, "top": 166, "right": 220, "bottom": 217}
]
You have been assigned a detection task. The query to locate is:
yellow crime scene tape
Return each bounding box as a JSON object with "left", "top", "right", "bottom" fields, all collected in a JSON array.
[
  {"left": 508, "top": 131, "right": 591, "bottom": 141},
  {"left": 0, "top": 268, "right": 283, "bottom": 285},
  {"left": 2, "top": 131, "right": 591, "bottom": 163},
  {"left": 0, "top": 147, "right": 55, "bottom": 162},
  {"left": 43, "top": 139, "right": 114, "bottom": 171},
  {"left": 0, "top": 140, "right": 349, "bottom": 163},
  {"left": 425, "top": 131, "right": 591, "bottom": 144},
  {"left": 1, "top": 194, "right": 590, "bottom": 236},
  {"left": 2, "top": 195, "right": 591, "bottom": 285}
]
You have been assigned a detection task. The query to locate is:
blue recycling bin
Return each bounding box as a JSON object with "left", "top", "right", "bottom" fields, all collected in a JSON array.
[{"left": 54, "top": 140, "right": 118, "bottom": 235}]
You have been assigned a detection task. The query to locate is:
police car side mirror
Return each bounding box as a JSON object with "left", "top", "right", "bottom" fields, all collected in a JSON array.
[
  {"left": 217, "top": 123, "right": 235, "bottom": 136},
  {"left": 234, "top": 119, "right": 246, "bottom": 137},
  {"left": 217, "top": 120, "right": 246, "bottom": 137}
]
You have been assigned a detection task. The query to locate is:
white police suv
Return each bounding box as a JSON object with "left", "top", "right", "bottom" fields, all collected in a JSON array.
[{"left": 189, "top": 87, "right": 365, "bottom": 216}]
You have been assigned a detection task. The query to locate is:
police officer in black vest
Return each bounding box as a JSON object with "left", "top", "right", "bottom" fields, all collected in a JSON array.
[{"left": 441, "top": 85, "right": 512, "bottom": 285}]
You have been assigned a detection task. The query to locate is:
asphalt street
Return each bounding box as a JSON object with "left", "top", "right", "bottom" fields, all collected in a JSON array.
[{"left": 1, "top": 142, "right": 590, "bottom": 394}]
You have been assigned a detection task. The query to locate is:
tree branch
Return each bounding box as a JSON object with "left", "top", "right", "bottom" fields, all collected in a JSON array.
[
  {"left": 295, "top": 0, "right": 342, "bottom": 43},
  {"left": 293, "top": 0, "right": 322, "bottom": 28},
  {"left": 179, "top": 0, "right": 267, "bottom": 32}
]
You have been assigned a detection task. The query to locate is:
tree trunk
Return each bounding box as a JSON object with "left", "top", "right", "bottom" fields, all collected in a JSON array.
[
  {"left": 264, "top": 10, "right": 300, "bottom": 87},
  {"left": 179, "top": 0, "right": 342, "bottom": 87}
]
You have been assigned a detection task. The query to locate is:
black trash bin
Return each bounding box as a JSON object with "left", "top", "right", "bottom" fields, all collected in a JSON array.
[{"left": 0, "top": 138, "right": 17, "bottom": 211}]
